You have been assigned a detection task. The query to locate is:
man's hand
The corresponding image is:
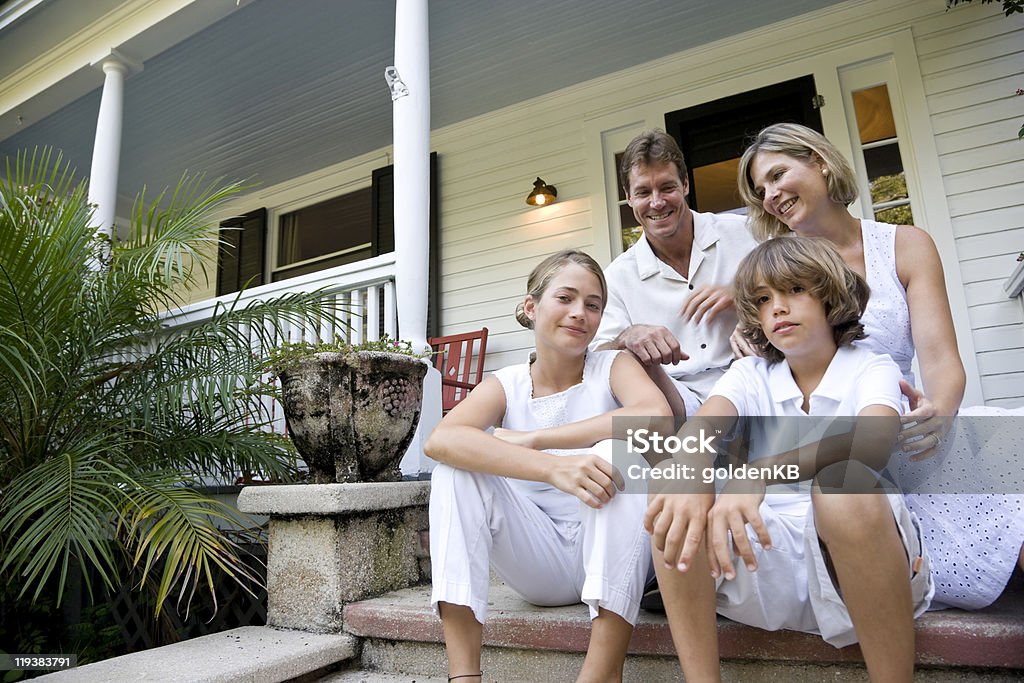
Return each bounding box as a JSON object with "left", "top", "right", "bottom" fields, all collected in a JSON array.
[
  {"left": 680, "top": 284, "right": 735, "bottom": 325},
  {"left": 706, "top": 478, "right": 769, "bottom": 580},
  {"left": 897, "top": 380, "right": 953, "bottom": 462},
  {"left": 645, "top": 491, "right": 715, "bottom": 572},
  {"left": 548, "top": 454, "right": 625, "bottom": 509},
  {"left": 615, "top": 325, "right": 689, "bottom": 366}
]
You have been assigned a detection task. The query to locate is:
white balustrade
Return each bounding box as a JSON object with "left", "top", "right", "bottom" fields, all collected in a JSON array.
[{"left": 162, "top": 253, "right": 399, "bottom": 437}]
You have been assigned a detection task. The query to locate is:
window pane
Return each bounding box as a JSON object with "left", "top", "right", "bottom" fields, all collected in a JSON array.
[
  {"left": 277, "top": 188, "right": 372, "bottom": 267},
  {"left": 692, "top": 157, "right": 742, "bottom": 214},
  {"left": 870, "top": 172, "right": 910, "bottom": 206},
  {"left": 619, "top": 204, "right": 641, "bottom": 251},
  {"left": 853, "top": 85, "right": 897, "bottom": 144},
  {"left": 271, "top": 246, "right": 374, "bottom": 282},
  {"left": 614, "top": 153, "right": 627, "bottom": 200},
  {"left": 874, "top": 203, "right": 914, "bottom": 226},
  {"left": 863, "top": 142, "right": 905, "bottom": 183}
]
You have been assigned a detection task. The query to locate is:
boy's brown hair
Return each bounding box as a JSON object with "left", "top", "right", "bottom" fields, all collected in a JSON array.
[{"left": 734, "top": 236, "right": 869, "bottom": 364}]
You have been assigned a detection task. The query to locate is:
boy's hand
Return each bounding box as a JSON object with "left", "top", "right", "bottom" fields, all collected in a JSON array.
[
  {"left": 645, "top": 491, "right": 715, "bottom": 572},
  {"left": 707, "top": 478, "right": 769, "bottom": 580},
  {"left": 548, "top": 454, "right": 624, "bottom": 509}
]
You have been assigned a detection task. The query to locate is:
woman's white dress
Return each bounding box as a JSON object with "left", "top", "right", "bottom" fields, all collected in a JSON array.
[{"left": 855, "top": 218, "right": 1024, "bottom": 609}]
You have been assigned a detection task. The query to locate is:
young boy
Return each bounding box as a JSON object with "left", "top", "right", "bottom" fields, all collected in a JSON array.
[{"left": 645, "top": 237, "right": 933, "bottom": 682}]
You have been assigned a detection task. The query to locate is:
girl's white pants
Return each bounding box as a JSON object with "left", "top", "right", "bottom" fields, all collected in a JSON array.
[{"left": 429, "top": 440, "right": 651, "bottom": 626}]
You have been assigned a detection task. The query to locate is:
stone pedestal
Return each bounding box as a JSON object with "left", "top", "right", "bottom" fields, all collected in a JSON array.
[{"left": 237, "top": 481, "right": 430, "bottom": 633}]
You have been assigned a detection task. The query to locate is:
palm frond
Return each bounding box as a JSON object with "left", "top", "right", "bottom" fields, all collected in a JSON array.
[{"left": 122, "top": 473, "right": 263, "bottom": 618}]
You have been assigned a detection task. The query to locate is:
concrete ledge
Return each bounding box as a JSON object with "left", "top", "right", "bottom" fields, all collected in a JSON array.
[
  {"left": 37, "top": 626, "right": 358, "bottom": 682},
  {"left": 238, "top": 481, "right": 430, "bottom": 516},
  {"left": 344, "top": 582, "right": 1024, "bottom": 671}
]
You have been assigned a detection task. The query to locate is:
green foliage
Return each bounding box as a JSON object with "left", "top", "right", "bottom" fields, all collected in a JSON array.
[
  {"left": 270, "top": 333, "right": 427, "bottom": 374},
  {"left": 0, "top": 148, "right": 344, "bottom": 620},
  {"left": 946, "top": 0, "right": 1023, "bottom": 15},
  {"left": 868, "top": 172, "right": 909, "bottom": 205}
]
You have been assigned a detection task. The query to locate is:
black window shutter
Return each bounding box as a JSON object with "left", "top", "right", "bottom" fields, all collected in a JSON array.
[
  {"left": 371, "top": 153, "right": 440, "bottom": 337},
  {"left": 216, "top": 208, "right": 267, "bottom": 296}
]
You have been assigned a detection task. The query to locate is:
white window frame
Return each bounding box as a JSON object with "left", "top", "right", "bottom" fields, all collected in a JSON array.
[
  {"left": 254, "top": 153, "right": 390, "bottom": 282},
  {"left": 838, "top": 57, "right": 924, "bottom": 229}
]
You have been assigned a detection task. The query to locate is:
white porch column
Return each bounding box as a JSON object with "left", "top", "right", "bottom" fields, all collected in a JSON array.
[
  {"left": 391, "top": 0, "right": 440, "bottom": 475},
  {"left": 87, "top": 52, "right": 133, "bottom": 239},
  {"left": 391, "top": 0, "right": 430, "bottom": 353}
]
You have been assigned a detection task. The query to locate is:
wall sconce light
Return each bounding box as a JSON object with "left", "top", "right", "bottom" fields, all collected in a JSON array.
[{"left": 525, "top": 177, "right": 557, "bottom": 206}]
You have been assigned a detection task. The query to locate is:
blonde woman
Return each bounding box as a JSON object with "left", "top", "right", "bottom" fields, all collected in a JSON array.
[{"left": 736, "top": 122, "right": 1024, "bottom": 610}]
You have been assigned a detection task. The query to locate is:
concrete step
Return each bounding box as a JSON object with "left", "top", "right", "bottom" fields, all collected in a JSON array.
[
  {"left": 318, "top": 671, "right": 446, "bottom": 683},
  {"left": 339, "top": 581, "right": 1024, "bottom": 682},
  {"left": 37, "top": 626, "right": 358, "bottom": 682}
]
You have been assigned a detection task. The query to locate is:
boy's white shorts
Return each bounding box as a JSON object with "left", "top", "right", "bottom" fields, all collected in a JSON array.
[{"left": 715, "top": 491, "right": 934, "bottom": 648}]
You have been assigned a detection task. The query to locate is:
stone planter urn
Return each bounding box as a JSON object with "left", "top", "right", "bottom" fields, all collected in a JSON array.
[{"left": 278, "top": 351, "right": 427, "bottom": 483}]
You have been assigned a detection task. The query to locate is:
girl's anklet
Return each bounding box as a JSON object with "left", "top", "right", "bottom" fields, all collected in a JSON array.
[{"left": 448, "top": 674, "right": 482, "bottom": 681}]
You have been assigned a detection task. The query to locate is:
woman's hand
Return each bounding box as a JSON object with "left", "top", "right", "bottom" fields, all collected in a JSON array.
[
  {"left": 729, "top": 324, "right": 759, "bottom": 359},
  {"left": 898, "top": 380, "right": 954, "bottom": 461},
  {"left": 547, "top": 454, "right": 625, "bottom": 509},
  {"left": 493, "top": 428, "right": 536, "bottom": 449},
  {"left": 706, "top": 478, "right": 769, "bottom": 580}
]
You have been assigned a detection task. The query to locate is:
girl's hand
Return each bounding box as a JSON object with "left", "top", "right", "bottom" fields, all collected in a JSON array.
[
  {"left": 897, "top": 380, "right": 954, "bottom": 461},
  {"left": 548, "top": 454, "right": 625, "bottom": 509},
  {"left": 645, "top": 491, "right": 715, "bottom": 573},
  {"left": 493, "top": 428, "right": 535, "bottom": 449},
  {"left": 729, "top": 325, "right": 759, "bottom": 359},
  {"left": 707, "top": 478, "right": 769, "bottom": 581}
]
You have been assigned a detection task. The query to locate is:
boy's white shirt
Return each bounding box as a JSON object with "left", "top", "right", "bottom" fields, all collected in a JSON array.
[
  {"left": 711, "top": 345, "right": 904, "bottom": 420},
  {"left": 710, "top": 345, "right": 904, "bottom": 509}
]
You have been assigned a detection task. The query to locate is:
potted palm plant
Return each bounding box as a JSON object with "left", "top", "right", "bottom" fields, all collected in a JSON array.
[
  {"left": 271, "top": 336, "right": 428, "bottom": 483},
  {"left": 0, "top": 148, "right": 344, "bottom": 652}
]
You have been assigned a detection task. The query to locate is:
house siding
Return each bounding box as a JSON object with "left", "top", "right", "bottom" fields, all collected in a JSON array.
[
  {"left": 914, "top": 8, "right": 1024, "bottom": 407},
  {"left": 423, "top": 0, "right": 1024, "bottom": 406},
  {"left": 178, "top": 0, "right": 1021, "bottom": 405}
]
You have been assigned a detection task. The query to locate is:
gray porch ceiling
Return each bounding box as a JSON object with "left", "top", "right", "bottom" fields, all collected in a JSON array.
[{"left": 0, "top": 0, "right": 845, "bottom": 207}]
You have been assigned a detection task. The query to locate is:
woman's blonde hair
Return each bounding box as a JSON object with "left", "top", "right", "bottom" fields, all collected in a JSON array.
[
  {"left": 515, "top": 250, "right": 607, "bottom": 329},
  {"left": 737, "top": 123, "right": 859, "bottom": 241},
  {"left": 733, "top": 236, "right": 869, "bottom": 364}
]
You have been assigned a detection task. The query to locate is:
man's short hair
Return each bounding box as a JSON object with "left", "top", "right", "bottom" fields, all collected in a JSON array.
[
  {"left": 734, "top": 236, "right": 869, "bottom": 364},
  {"left": 619, "top": 129, "right": 688, "bottom": 196}
]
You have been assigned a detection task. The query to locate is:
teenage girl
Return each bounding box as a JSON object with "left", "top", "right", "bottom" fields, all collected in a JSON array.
[{"left": 426, "top": 249, "right": 672, "bottom": 683}]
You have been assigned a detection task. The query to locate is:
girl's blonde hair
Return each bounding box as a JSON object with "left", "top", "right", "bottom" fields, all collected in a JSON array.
[
  {"left": 515, "top": 250, "right": 607, "bottom": 329},
  {"left": 734, "top": 236, "right": 868, "bottom": 364},
  {"left": 737, "top": 123, "right": 859, "bottom": 241}
]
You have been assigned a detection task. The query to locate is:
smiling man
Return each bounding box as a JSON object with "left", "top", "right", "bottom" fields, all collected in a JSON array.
[{"left": 593, "top": 130, "right": 757, "bottom": 418}]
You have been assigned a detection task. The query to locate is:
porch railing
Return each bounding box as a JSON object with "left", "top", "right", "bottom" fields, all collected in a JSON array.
[{"left": 162, "top": 253, "right": 399, "bottom": 436}]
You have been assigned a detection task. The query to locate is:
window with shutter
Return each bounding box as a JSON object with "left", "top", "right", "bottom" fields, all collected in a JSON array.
[
  {"left": 213, "top": 154, "right": 440, "bottom": 334},
  {"left": 216, "top": 208, "right": 267, "bottom": 296}
]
